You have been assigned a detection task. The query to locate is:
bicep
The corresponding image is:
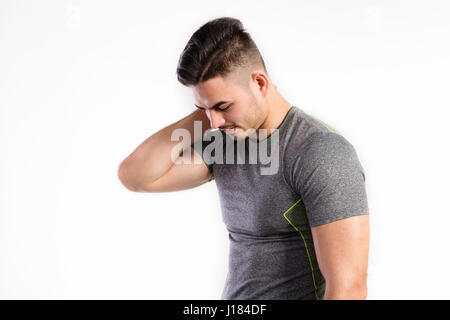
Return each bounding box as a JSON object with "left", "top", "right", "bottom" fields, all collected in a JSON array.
[
  {"left": 311, "top": 214, "right": 370, "bottom": 289},
  {"left": 138, "top": 147, "right": 212, "bottom": 192}
]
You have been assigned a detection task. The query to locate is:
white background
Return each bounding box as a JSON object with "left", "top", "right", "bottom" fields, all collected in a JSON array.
[{"left": 1, "top": 0, "right": 449, "bottom": 299}]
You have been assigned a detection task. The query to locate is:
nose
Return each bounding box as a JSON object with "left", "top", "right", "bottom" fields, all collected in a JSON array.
[{"left": 206, "top": 109, "right": 225, "bottom": 129}]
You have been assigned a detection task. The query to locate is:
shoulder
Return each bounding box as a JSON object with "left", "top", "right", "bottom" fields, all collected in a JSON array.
[
  {"left": 282, "top": 108, "right": 345, "bottom": 162},
  {"left": 283, "top": 130, "right": 365, "bottom": 192},
  {"left": 280, "top": 107, "right": 359, "bottom": 166},
  {"left": 301, "top": 132, "right": 360, "bottom": 166}
]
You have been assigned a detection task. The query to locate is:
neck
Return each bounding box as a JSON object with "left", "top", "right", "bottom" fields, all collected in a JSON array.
[{"left": 256, "top": 90, "right": 292, "bottom": 140}]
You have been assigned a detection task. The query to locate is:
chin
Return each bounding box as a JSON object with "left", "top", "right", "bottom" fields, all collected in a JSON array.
[{"left": 230, "top": 128, "right": 247, "bottom": 140}]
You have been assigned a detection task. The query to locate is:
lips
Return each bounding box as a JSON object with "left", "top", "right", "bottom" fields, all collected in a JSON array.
[{"left": 220, "top": 126, "right": 236, "bottom": 135}]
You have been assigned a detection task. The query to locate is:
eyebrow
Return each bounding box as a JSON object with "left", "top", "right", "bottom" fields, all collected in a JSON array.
[{"left": 194, "top": 101, "right": 230, "bottom": 110}]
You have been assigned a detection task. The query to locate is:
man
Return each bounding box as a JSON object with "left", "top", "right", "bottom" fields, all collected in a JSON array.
[{"left": 118, "top": 17, "right": 370, "bottom": 300}]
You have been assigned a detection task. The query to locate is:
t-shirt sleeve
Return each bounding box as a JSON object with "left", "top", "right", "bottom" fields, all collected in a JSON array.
[{"left": 288, "top": 132, "right": 369, "bottom": 227}]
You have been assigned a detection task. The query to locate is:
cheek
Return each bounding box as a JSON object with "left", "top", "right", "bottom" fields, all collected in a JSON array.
[
  {"left": 232, "top": 109, "right": 250, "bottom": 127},
  {"left": 228, "top": 111, "right": 241, "bottom": 126}
]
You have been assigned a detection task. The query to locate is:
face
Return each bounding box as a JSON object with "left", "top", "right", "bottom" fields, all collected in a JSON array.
[{"left": 191, "top": 72, "right": 268, "bottom": 140}]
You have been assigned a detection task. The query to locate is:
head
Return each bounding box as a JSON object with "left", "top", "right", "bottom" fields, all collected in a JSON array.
[{"left": 176, "top": 17, "right": 274, "bottom": 140}]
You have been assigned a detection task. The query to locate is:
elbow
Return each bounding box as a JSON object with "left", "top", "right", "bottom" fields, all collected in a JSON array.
[
  {"left": 117, "top": 160, "right": 140, "bottom": 192},
  {"left": 352, "top": 283, "right": 368, "bottom": 300},
  {"left": 324, "top": 276, "right": 368, "bottom": 300},
  {"left": 346, "top": 281, "right": 367, "bottom": 300}
]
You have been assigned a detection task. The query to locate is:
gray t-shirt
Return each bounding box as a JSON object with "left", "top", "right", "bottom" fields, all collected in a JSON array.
[{"left": 192, "top": 105, "right": 369, "bottom": 300}]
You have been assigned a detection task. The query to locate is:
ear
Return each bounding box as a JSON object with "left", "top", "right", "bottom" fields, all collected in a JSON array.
[{"left": 252, "top": 72, "right": 269, "bottom": 97}]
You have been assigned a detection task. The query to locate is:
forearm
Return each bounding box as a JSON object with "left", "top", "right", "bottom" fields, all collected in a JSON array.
[{"left": 118, "top": 109, "right": 210, "bottom": 191}]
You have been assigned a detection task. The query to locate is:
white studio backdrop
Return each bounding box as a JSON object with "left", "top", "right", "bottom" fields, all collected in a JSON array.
[{"left": 1, "top": 0, "right": 449, "bottom": 299}]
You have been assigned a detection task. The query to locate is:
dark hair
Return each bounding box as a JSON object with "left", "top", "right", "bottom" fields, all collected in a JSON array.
[{"left": 176, "top": 17, "right": 267, "bottom": 87}]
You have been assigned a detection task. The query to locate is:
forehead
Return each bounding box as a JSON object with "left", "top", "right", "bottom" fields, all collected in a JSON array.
[{"left": 191, "top": 76, "right": 240, "bottom": 108}]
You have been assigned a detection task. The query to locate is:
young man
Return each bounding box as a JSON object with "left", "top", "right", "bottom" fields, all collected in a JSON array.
[{"left": 118, "top": 17, "right": 370, "bottom": 300}]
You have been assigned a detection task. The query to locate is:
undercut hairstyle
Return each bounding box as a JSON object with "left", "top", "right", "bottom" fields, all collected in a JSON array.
[{"left": 176, "top": 17, "right": 268, "bottom": 87}]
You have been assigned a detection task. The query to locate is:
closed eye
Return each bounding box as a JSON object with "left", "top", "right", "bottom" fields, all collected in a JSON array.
[{"left": 218, "top": 103, "right": 232, "bottom": 111}]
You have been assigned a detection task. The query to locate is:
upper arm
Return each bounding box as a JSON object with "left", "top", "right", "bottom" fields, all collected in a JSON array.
[
  {"left": 135, "top": 146, "right": 213, "bottom": 193},
  {"left": 288, "top": 132, "right": 370, "bottom": 296},
  {"left": 311, "top": 215, "right": 370, "bottom": 293}
]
